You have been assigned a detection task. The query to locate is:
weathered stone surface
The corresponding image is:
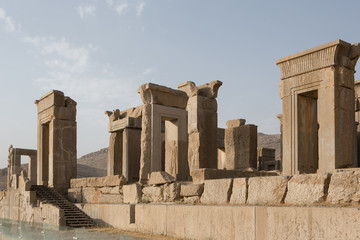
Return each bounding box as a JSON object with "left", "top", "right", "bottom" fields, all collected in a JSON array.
[
  {"left": 163, "top": 183, "right": 181, "bottom": 202},
  {"left": 229, "top": 178, "right": 247, "bottom": 204},
  {"left": 138, "top": 83, "right": 188, "bottom": 109},
  {"left": 285, "top": 173, "right": 330, "bottom": 205},
  {"left": 70, "top": 178, "right": 87, "bottom": 188},
  {"left": 123, "top": 183, "right": 142, "bottom": 204},
  {"left": 184, "top": 196, "right": 200, "bottom": 204},
  {"left": 191, "top": 168, "right": 278, "bottom": 184},
  {"left": 97, "top": 194, "right": 123, "bottom": 204},
  {"left": 226, "top": 119, "right": 246, "bottom": 128},
  {"left": 247, "top": 176, "right": 288, "bottom": 205},
  {"left": 148, "top": 171, "right": 175, "bottom": 185},
  {"left": 225, "top": 124, "right": 257, "bottom": 169},
  {"left": 36, "top": 90, "right": 77, "bottom": 191},
  {"left": 86, "top": 177, "right": 104, "bottom": 187},
  {"left": 68, "top": 188, "right": 82, "bottom": 203},
  {"left": 103, "top": 175, "right": 127, "bottom": 187},
  {"left": 142, "top": 186, "right": 164, "bottom": 202},
  {"left": 99, "top": 186, "right": 121, "bottom": 195},
  {"left": 200, "top": 179, "right": 233, "bottom": 204},
  {"left": 278, "top": 40, "right": 355, "bottom": 175},
  {"left": 327, "top": 170, "right": 360, "bottom": 204},
  {"left": 180, "top": 184, "right": 204, "bottom": 197}
]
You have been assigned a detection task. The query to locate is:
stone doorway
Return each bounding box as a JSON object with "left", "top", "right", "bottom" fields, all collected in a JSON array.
[{"left": 297, "top": 90, "right": 318, "bottom": 173}]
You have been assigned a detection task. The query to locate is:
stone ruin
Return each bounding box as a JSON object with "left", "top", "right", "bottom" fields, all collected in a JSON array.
[{"left": 3, "top": 39, "right": 360, "bottom": 238}]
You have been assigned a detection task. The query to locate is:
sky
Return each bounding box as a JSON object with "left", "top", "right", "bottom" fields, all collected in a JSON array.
[{"left": 0, "top": 0, "right": 360, "bottom": 168}]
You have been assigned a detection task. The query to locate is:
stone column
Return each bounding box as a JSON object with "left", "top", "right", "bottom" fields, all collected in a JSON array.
[{"left": 178, "top": 80, "right": 222, "bottom": 171}]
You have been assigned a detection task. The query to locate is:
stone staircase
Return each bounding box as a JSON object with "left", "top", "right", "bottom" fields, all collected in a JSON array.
[{"left": 31, "top": 185, "right": 95, "bottom": 228}]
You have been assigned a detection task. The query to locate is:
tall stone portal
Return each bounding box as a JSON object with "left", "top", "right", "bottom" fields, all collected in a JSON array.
[{"left": 35, "top": 90, "right": 77, "bottom": 191}]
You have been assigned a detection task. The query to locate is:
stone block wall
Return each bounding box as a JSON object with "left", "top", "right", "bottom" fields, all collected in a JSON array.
[{"left": 67, "top": 169, "right": 360, "bottom": 207}]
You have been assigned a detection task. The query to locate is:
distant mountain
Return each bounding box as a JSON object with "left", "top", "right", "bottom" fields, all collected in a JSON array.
[{"left": 0, "top": 133, "right": 281, "bottom": 190}]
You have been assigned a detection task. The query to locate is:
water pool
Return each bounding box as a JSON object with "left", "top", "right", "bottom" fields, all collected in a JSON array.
[{"left": 0, "top": 219, "right": 146, "bottom": 240}]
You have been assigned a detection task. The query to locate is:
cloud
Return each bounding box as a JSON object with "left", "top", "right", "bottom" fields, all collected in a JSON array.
[
  {"left": 78, "top": 5, "right": 96, "bottom": 18},
  {"left": 24, "top": 37, "right": 92, "bottom": 73},
  {"left": 115, "top": 2, "right": 129, "bottom": 16},
  {"left": 0, "top": 8, "right": 21, "bottom": 32},
  {"left": 143, "top": 68, "right": 154, "bottom": 75},
  {"left": 136, "top": 2, "right": 145, "bottom": 16},
  {"left": 107, "top": 0, "right": 129, "bottom": 16}
]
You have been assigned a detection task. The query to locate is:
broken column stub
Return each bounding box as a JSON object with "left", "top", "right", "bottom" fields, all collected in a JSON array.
[
  {"left": 105, "top": 107, "right": 142, "bottom": 183},
  {"left": 277, "top": 40, "right": 360, "bottom": 175},
  {"left": 178, "top": 80, "right": 222, "bottom": 171},
  {"left": 138, "top": 83, "right": 189, "bottom": 182},
  {"left": 35, "top": 90, "right": 77, "bottom": 191},
  {"left": 225, "top": 119, "right": 257, "bottom": 170}
]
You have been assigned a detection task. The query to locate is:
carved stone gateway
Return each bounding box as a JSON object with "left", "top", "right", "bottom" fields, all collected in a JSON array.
[
  {"left": 277, "top": 40, "right": 360, "bottom": 175},
  {"left": 138, "top": 83, "right": 189, "bottom": 182},
  {"left": 105, "top": 107, "right": 142, "bottom": 182},
  {"left": 35, "top": 90, "right": 77, "bottom": 191},
  {"left": 7, "top": 145, "right": 37, "bottom": 188}
]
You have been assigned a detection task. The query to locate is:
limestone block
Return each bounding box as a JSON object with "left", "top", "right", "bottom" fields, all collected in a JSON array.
[
  {"left": 148, "top": 171, "right": 175, "bottom": 185},
  {"left": 184, "top": 196, "right": 200, "bottom": 204},
  {"left": 68, "top": 188, "right": 82, "bottom": 203},
  {"left": 70, "top": 178, "right": 87, "bottom": 188},
  {"left": 98, "top": 194, "right": 123, "bottom": 204},
  {"left": 99, "top": 186, "right": 121, "bottom": 195},
  {"left": 285, "top": 173, "right": 330, "bottom": 205},
  {"left": 82, "top": 187, "right": 101, "bottom": 203},
  {"left": 247, "top": 176, "right": 289, "bottom": 205},
  {"left": 123, "top": 183, "right": 142, "bottom": 204},
  {"left": 142, "top": 186, "right": 164, "bottom": 202},
  {"left": 86, "top": 177, "right": 104, "bottom": 187},
  {"left": 180, "top": 184, "right": 204, "bottom": 197},
  {"left": 103, "top": 175, "right": 127, "bottom": 187},
  {"left": 327, "top": 170, "right": 360, "bottom": 204},
  {"left": 226, "top": 119, "right": 246, "bottom": 128},
  {"left": 229, "top": 178, "right": 248, "bottom": 204},
  {"left": 163, "top": 183, "right": 181, "bottom": 202},
  {"left": 200, "top": 179, "right": 233, "bottom": 204},
  {"left": 138, "top": 83, "right": 188, "bottom": 109},
  {"left": 225, "top": 124, "right": 257, "bottom": 169}
]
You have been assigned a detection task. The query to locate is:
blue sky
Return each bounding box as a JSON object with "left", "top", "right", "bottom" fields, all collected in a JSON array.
[{"left": 0, "top": 0, "right": 360, "bottom": 168}]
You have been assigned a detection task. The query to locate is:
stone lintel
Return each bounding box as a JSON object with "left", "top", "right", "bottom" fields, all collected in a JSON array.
[
  {"left": 138, "top": 83, "right": 188, "bottom": 109},
  {"left": 109, "top": 117, "right": 142, "bottom": 132},
  {"left": 13, "top": 148, "right": 37, "bottom": 156},
  {"left": 276, "top": 39, "right": 353, "bottom": 80},
  {"left": 35, "top": 90, "right": 77, "bottom": 114}
]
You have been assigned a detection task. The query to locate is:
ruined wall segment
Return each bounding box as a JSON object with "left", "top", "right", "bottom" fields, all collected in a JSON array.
[
  {"left": 105, "top": 107, "right": 142, "bottom": 182},
  {"left": 277, "top": 40, "right": 359, "bottom": 175},
  {"left": 138, "top": 83, "right": 189, "bottom": 182},
  {"left": 178, "top": 80, "right": 222, "bottom": 171},
  {"left": 35, "top": 90, "right": 77, "bottom": 191}
]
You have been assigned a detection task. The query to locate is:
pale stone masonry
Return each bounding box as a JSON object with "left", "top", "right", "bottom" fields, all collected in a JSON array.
[
  {"left": 178, "top": 80, "right": 222, "bottom": 171},
  {"left": 225, "top": 119, "right": 257, "bottom": 169},
  {"left": 35, "top": 90, "right": 77, "bottom": 191},
  {"left": 105, "top": 107, "right": 142, "bottom": 182},
  {"left": 4, "top": 40, "right": 360, "bottom": 239},
  {"left": 277, "top": 40, "right": 360, "bottom": 175},
  {"left": 138, "top": 83, "right": 189, "bottom": 182}
]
